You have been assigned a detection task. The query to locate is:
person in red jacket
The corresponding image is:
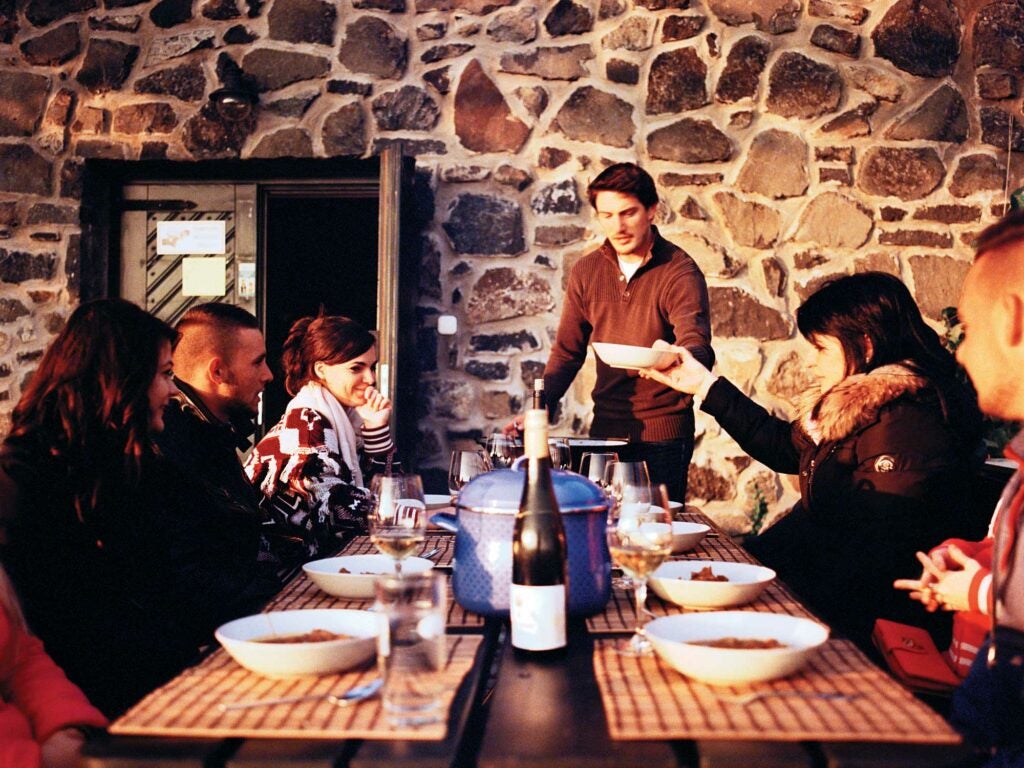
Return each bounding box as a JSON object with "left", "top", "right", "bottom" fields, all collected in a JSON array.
[
  {"left": 0, "top": 565, "right": 107, "bottom": 768},
  {"left": 895, "top": 210, "right": 1024, "bottom": 766}
]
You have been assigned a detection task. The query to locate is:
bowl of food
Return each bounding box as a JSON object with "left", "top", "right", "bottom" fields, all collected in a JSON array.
[
  {"left": 648, "top": 560, "right": 775, "bottom": 608},
  {"left": 670, "top": 521, "right": 710, "bottom": 553},
  {"left": 303, "top": 554, "right": 435, "bottom": 599},
  {"left": 646, "top": 611, "right": 829, "bottom": 685},
  {"left": 592, "top": 342, "right": 677, "bottom": 371},
  {"left": 216, "top": 609, "right": 380, "bottom": 677}
]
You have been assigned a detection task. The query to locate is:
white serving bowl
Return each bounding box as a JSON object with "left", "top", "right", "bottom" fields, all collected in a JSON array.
[
  {"left": 649, "top": 560, "right": 775, "bottom": 608},
  {"left": 667, "top": 500, "right": 684, "bottom": 513},
  {"left": 592, "top": 342, "right": 677, "bottom": 370},
  {"left": 216, "top": 609, "right": 380, "bottom": 678},
  {"left": 670, "top": 521, "right": 710, "bottom": 553},
  {"left": 424, "top": 493, "right": 452, "bottom": 510},
  {"left": 303, "top": 554, "right": 434, "bottom": 599},
  {"left": 646, "top": 611, "right": 829, "bottom": 686}
]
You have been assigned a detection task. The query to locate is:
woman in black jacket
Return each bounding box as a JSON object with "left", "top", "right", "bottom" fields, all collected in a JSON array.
[
  {"left": 0, "top": 299, "right": 277, "bottom": 717},
  {"left": 642, "top": 272, "right": 985, "bottom": 651}
]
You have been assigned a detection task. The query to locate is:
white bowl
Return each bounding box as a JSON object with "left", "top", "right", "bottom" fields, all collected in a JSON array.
[
  {"left": 592, "top": 342, "right": 677, "bottom": 370},
  {"left": 216, "top": 609, "right": 379, "bottom": 678},
  {"left": 646, "top": 611, "right": 829, "bottom": 686},
  {"left": 649, "top": 560, "right": 775, "bottom": 608},
  {"left": 668, "top": 500, "right": 684, "bottom": 513},
  {"left": 670, "top": 521, "right": 710, "bottom": 553},
  {"left": 424, "top": 493, "right": 452, "bottom": 510},
  {"left": 303, "top": 554, "right": 435, "bottom": 599}
]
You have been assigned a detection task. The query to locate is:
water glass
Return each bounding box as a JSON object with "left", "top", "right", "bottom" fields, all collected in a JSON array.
[
  {"left": 486, "top": 432, "right": 523, "bottom": 469},
  {"left": 448, "top": 449, "right": 491, "bottom": 496},
  {"left": 376, "top": 571, "right": 447, "bottom": 727},
  {"left": 548, "top": 437, "right": 572, "bottom": 470}
]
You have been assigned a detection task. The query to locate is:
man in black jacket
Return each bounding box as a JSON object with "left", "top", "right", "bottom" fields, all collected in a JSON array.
[{"left": 155, "top": 303, "right": 278, "bottom": 573}]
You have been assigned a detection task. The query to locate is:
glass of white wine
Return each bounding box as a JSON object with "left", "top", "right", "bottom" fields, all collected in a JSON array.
[
  {"left": 604, "top": 460, "right": 651, "bottom": 592},
  {"left": 369, "top": 474, "right": 428, "bottom": 576},
  {"left": 448, "top": 448, "right": 491, "bottom": 497},
  {"left": 606, "top": 482, "right": 673, "bottom": 656}
]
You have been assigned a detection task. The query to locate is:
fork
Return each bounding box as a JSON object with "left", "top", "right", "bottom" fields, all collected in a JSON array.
[
  {"left": 714, "top": 690, "right": 861, "bottom": 706},
  {"left": 217, "top": 677, "right": 383, "bottom": 712}
]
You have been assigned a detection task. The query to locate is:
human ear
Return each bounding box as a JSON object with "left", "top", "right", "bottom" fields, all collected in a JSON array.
[
  {"left": 1003, "top": 292, "right": 1024, "bottom": 349},
  {"left": 207, "top": 356, "right": 227, "bottom": 385}
]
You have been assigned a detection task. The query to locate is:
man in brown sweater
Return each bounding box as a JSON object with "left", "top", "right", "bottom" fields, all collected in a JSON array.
[{"left": 544, "top": 163, "right": 713, "bottom": 502}]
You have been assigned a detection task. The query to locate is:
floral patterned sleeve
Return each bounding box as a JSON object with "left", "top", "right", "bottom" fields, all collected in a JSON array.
[{"left": 244, "top": 408, "right": 373, "bottom": 564}]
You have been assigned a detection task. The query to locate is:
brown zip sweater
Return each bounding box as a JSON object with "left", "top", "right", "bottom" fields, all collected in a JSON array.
[{"left": 543, "top": 228, "right": 713, "bottom": 442}]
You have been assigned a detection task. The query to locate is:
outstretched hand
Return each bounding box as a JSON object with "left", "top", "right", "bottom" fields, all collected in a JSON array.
[
  {"left": 638, "top": 341, "right": 716, "bottom": 396},
  {"left": 893, "top": 545, "right": 981, "bottom": 613},
  {"left": 356, "top": 385, "right": 392, "bottom": 429}
]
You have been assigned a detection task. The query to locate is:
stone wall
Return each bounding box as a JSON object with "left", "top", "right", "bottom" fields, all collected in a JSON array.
[{"left": 1, "top": 0, "right": 1023, "bottom": 530}]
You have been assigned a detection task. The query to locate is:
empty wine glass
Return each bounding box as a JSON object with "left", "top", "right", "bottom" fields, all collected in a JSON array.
[
  {"left": 448, "top": 448, "right": 491, "bottom": 497},
  {"left": 548, "top": 437, "right": 572, "bottom": 470},
  {"left": 579, "top": 451, "right": 619, "bottom": 488},
  {"left": 486, "top": 432, "right": 523, "bottom": 469},
  {"left": 606, "top": 483, "right": 673, "bottom": 656},
  {"left": 369, "top": 474, "right": 428, "bottom": 576}
]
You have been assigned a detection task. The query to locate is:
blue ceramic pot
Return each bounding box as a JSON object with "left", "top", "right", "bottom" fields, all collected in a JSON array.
[{"left": 431, "top": 466, "right": 611, "bottom": 617}]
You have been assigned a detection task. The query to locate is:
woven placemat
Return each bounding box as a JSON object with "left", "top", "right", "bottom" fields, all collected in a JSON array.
[
  {"left": 593, "top": 638, "right": 961, "bottom": 744},
  {"left": 111, "top": 635, "right": 481, "bottom": 741},
  {"left": 271, "top": 571, "right": 485, "bottom": 630}
]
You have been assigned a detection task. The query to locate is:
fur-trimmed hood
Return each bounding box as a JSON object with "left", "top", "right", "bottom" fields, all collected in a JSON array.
[{"left": 799, "top": 363, "right": 931, "bottom": 444}]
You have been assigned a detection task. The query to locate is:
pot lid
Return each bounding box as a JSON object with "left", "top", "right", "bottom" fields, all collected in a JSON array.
[{"left": 456, "top": 467, "right": 609, "bottom": 515}]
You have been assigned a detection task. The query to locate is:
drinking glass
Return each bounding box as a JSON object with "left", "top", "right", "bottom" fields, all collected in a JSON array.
[
  {"left": 448, "top": 449, "right": 491, "bottom": 496},
  {"left": 604, "top": 460, "right": 651, "bottom": 591},
  {"left": 369, "top": 474, "right": 428, "bottom": 576},
  {"left": 548, "top": 437, "right": 572, "bottom": 470},
  {"left": 606, "top": 483, "right": 673, "bottom": 656},
  {"left": 486, "top": 432, "right": 523, "bottom": 469},
  {"left": 579, "top": 451, "right": 619, "bottom": 488},
  {"left": 376, "top": 571, "right": 446, "bottom": 727}
]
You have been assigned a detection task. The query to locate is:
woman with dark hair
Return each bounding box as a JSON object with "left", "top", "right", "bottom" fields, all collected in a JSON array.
[
  {"left": 245, "top": 315, "right": 395, "bottom": 565},
  {"left": 0, "top": 299, "right": 276, "bottom": 716},
  {"left": 641, "top": 272, "right": 985, "bottom": 650}
]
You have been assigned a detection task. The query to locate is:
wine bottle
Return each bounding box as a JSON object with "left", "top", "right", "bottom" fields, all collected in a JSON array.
[
  {"left": 510, "top": 408, "right": 568, "bottom": 653},
  {"left": 531, "top": 378, "right": 546, "bottom": 412}
]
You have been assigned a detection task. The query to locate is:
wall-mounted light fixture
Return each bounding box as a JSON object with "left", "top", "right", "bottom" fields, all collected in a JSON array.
[{"left": 210, "top": 56, "right": 258, "bottom": 122}]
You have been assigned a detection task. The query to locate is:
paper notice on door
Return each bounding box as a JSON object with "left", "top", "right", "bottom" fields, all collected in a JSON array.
[
  {"left": 156, "top": 220, "right": 226, "bottom": 255},
  {"left": 182, "top": 257, "right": 226, "bottom": 296}
]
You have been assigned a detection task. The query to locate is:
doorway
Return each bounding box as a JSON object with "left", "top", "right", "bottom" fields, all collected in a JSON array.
[
  {"left": 86, "top": 154, "right": 415, "bottom": 445},
  {"left": 260, "top": 186, "right": 379, "bottom": 428}
]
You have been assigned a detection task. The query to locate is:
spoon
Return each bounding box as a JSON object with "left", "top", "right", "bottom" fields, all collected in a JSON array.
[
  {"left": 217, "top": 677, "right": 383, "bottom": 712},
  {"left": 714, "top": 690, "right": 861, "bottom": 706},
  {"left": 420, "top": 546, "right": 442, "bottom": 560}
]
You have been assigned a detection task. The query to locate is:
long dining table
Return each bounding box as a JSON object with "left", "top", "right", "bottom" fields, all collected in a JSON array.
[{"left": 82, "top": 508, "right": 983, "bottom": 768}]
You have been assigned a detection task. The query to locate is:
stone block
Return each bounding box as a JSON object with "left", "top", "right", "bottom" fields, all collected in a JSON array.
[
  {"left": 444, "top": 195, "right": 525, "bottom": 255},
  {"left": 908, "top": 254, "right": 970, "bottom": 320},
  {"left": 648, "top": 119, "right": 731, "bottom": 162},
  {"left": 715, "top": 35, "right": 770, "bottom": 104},
  {"left": 871, "top": 0, "right": 960, "bottom": 78},
  {"left": 973, "top": 2, "right": 1024, "bottom": 70},
  {"left": 454, "top": 60, "right": 529, "bottom": 152},
  {"left": 20, "top": 22, "right": 80, "bottom": 65},
  {"left": 713, "top": 192, "right": 780, "bottom": 249},
  {"left": 500, "top": 44, "right": 594, "bottom": 80},
  {"left": 76, "top": 38, "right": 138, "bottom": 92},
  {"left": 878, "top": 230, "right": 954, "bottom": 248},
  {"left": 912, "top": 204, "right": 981, "bottom": 224},
  {"left": 857, "top": 146, "right": 944, "bottom": 200},
  {"left": 0, "top": 71, "right": 49, "bottom": 136},
  {"left": 949, "top": 154, "right": 1003, "bottom": 197},
  {"left": 0, "top": 249, "right": 56, "bottom": 283},
  {"left": 0, "top": 145, "right": 52, "bottom": 196},
  {"left": 810, "top": 24, "right": 860, "bottom": 58},
  {"left": 884, "top": 84, "right": 967, "bottom": 143},
  {"left": 322, "top": 103, "right": 366, "bottom": 156},
  {"left": 268, "top": 0, "right": 336, "bottom": 44},
  {"left": 465, "top": 267, "right": 553, "bottom": 322},
  {"left": 646, "top": 47, "right": 707, "bottom": 114},
  {"left": 766, "top": 52, "right": 842, "bottom": 119},
  {"left": 662, "top": 14, "right": 705, "bottom": 41},
  {"left": 552, "top": 86, "right": 634, "bottom": 148},
  {"left": 793, "top": 191, "right": 872, "bottom": 248},
  {"left": 135, "top": 62, "right": 206, "bottom": 102},
  {"left": 339, "top": 17, "right": 407, "bottom": 80},
  {"left": 977, "top": 70, "right": 1017, "bottom": 100},
  {"left": 544, "top": 0, "right": 593, "bottom": 35},
  {"left": 736, "top": 129, "right": 808, "bottom": 198},
  {"left": 372, "top": 86, "right": 440, "bottom": 131}
]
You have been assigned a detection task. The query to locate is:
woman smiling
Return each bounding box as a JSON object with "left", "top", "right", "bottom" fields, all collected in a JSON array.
[{"left": 245, "top": 314, "right": 395, "bottom": 566}]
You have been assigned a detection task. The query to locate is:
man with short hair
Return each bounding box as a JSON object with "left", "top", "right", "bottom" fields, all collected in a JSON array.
[
  {"left": 902, "top": 211, "right": 1024, "bottom": 764},
  {"left": 155, "top": 303, "right": 278, "bottom": 573},
  {"left": 539, "top": 162, "right": 713, "bottom": 502}
]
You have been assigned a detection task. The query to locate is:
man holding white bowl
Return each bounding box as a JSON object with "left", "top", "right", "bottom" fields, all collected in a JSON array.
[{"left": 514, "top": 163, "right": 713, "bottom": 503}]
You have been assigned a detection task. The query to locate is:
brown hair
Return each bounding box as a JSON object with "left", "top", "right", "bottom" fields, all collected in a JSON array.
[
  {"left": 173, "top": 302, "right": 260, "bottom": 370},
  {"left": 8, "top": 299, "right": 176, "bottom": 521},
  {"left": 280, "top": 314, "right": 375, "bottom": 396},
  {"left": 587, "top": 162, "right": 659, "bottom": 209}
]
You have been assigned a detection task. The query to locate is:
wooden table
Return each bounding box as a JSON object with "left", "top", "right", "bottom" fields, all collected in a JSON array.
[{"left": 82, "top": 522, "right": 985, "bottom": 768}]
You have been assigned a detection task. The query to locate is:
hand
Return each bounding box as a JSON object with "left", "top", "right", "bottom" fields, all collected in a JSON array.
[
  {"left": 894, "top": 551, "right": 947, "bottom": 612},
  {"left": 40, "top": 727, "right": 87, "bottom": 768},
  {"left": 894, "top": 546, "right": 980, "bottom": 613},
  {"left": 356, "top": 386, "right": 392, "bottom": 429},
  {"left": 502, "top": 416, "right": 523, "bottom": 436},
  {"left": 638, "top": 343, "right": 715, "bottom": 395}
]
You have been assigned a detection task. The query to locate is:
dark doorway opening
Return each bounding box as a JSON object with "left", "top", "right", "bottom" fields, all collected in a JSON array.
[{"left": 261, "top": 189, "right": 379, "bottom": 429}]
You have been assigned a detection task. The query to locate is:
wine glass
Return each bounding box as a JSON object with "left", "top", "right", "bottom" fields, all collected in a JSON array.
[
  {"left": 604, "top": 460, "right": 651, "bottom": 591},
  {"left": 548, "top": 437, "right": 572, "bottom": 470},
  {"left": 369, "top": 474, "right": 428, "bottom": 576},
  {"left": 606, "top": 483, "right": 673, "bottom": 656},
  {"left": 486, "top": 432, "right": 523, "bottom": 469},
  {"left": 579, "top": 451, "right": 619, "bottom": 487},
  {"left": 448, "top": 448, "right": 491, "bottom": 497}
]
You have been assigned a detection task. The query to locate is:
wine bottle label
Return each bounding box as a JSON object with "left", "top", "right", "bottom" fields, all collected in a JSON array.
[{"left": 510, "top": 583, "right": 567, "bottom": 650}]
